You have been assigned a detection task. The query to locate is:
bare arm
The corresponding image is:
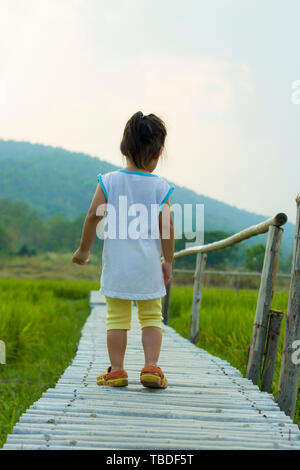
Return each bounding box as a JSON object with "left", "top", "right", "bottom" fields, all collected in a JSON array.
[
  {"left": 72, "top": 184, "right": 107, "bottom": 265},
  {"left": 159, "top": 199, "right": 174, "bottom": 285}
]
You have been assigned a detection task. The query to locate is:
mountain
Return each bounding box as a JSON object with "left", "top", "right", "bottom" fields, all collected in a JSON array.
[{"left": 0, "top": 139, "right": 295, "bottom": 256}]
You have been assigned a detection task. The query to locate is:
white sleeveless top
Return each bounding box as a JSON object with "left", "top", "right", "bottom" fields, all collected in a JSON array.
[{"left": 97, "top": 169, "right": 174, "bottom": 300}]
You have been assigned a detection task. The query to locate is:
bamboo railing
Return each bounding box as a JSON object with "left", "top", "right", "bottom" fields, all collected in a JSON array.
[{"left": 163, "top": 196, "right": 300, "bottom": 420}]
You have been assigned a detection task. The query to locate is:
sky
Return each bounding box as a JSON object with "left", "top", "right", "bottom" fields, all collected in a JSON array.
[{"left": 0, "top": 0, "right": 299, "bottom": 223}]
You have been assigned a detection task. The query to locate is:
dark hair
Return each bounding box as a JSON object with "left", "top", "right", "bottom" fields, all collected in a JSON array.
[{"left": 120, "top": 111, "right": 167, "bottom": 170}]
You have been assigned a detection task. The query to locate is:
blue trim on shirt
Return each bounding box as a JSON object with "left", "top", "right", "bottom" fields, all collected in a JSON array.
[
  {"left": 118, "top": 169, "right": 158, "bottom": 177},
  {"left": 97, "top": 173, "right": 108, "bottom": 201},
  {"left": 159, "top": 185, "right": 175, "bottom": 213}
]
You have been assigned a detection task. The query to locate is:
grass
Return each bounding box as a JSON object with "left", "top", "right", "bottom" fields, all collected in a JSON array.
[
  {"left": 172, "top": 270, "right": 291, "bottom": 291},
  {"left": 0, "top": 278, "right": 98, "bottom": 448},
  {"left": 168, "top": 285, "right": 300, "bottom": 425},
  {"left": 0, "top": 253, "right": 291, "bottom": 290},
  {"left": 0, "top": 253, "right": 101, "bottom": 282}
]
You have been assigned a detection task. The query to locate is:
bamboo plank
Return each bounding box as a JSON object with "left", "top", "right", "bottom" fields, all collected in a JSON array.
[{"left": 3, "top": 291, "right": 300, "bottom": 450}]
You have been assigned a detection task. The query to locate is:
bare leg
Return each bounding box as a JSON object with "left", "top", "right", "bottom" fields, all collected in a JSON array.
[
  {"left": 142, "top": 326, "right": 162, "bottom": 367},
  {"left": 107, "top": 329, "right": 127, "bottom": 371}
]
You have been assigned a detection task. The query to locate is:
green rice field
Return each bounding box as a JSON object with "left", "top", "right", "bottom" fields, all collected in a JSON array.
[{"left": 0, "top": 278, "right": 98, "bottom": 447}]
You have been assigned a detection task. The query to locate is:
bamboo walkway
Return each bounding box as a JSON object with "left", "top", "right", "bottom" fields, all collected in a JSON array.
[{"left": 3, "top": 291, "right": 300, "bottom": 450}]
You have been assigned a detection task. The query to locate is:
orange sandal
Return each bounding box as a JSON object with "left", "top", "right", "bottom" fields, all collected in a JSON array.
[
  {"left": 96, "top": 366, "right": 128, "bottom": 387},
  {"left": 140, "top": 365, "right": 168, "bottom": 389}
]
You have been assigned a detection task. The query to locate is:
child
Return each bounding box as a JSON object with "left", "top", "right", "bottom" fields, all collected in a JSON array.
[{"left": 72, "top": 111, "right": 174, "bottom": 389}]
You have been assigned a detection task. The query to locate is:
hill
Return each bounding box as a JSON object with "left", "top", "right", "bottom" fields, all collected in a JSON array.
[{"left": 0, "top": 139, "right": 294, "bottom": 256}]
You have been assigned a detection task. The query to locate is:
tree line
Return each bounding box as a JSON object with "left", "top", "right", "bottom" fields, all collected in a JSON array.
[{"left": 0, "top": 199, "right": 291, "bottom": 272}]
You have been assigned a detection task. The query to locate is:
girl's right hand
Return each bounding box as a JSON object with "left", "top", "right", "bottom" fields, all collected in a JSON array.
[
  {"left": 162, "top": 261, "right": 172, "bottom": 286},
  {"left": 72, "top": 248, "right": 90, "bottom": 265}
]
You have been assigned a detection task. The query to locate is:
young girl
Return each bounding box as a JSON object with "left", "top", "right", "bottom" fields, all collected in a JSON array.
[{"left": 72, "top": 111, "right": 174, "bottom": 389}]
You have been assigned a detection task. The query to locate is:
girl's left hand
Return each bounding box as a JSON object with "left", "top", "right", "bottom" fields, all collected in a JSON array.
[
  {"left": 162, "top": 260, "right": 172, "bottom": 286},
  {"left": 72, "top": 248, "right": 90, "bottom": 265}
]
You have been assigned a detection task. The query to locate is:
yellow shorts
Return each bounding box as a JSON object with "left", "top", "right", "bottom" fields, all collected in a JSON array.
[{"left": 105, "top": 296, "right": 163, "bottom": 331}]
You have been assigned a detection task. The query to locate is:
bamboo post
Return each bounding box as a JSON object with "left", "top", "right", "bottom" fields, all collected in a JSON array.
[
  {"left": 189, "top": 253, "right": 207, "bottom": 344},
  {"left": 277, "top": 194, "right": 300, "bottom": 419},
  {"left": 236, "top": 274, "right": 241, "bottom": 294},
  {"left": 163, "top": 281, "right": 172, "bottom": 325},
  {"left": 261, "top": 309, "right": 284, "bottom": 392},
  {"left": 246, "top": 225, "right": 283, "bottom": 384}
]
